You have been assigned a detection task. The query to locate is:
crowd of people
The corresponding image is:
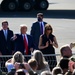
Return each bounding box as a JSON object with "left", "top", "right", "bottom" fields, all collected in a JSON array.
[{"left": 0, "top": 12, "right": 75, "bottom": 75}]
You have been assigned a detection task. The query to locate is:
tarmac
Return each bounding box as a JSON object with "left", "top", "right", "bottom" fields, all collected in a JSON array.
[{"left": 0, "top": 0, "right": 75, "bottom": 55}]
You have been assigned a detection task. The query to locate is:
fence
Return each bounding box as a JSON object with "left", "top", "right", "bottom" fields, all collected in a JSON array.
[{"left": 0, "top": 54, "right": 64, "bottom": 72}]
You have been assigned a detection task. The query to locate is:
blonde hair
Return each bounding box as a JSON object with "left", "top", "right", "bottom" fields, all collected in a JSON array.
[
  {"left": 20, "top": 24, "right": 27, "bottom": 28},
  {"left": 31, "top": 50, "right": 48, "bottom": 69},
  {"left": 20, "top": 24, "right": 27, "bottom": 33},
  {"left": 12, "top": 51, "right": 24, "bottom": 64}
]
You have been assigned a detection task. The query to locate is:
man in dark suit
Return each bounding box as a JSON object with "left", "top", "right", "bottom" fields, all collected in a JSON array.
[
  {"left": 0, "top": 20, "right": 14, "bottom": 72},
  {"left": 0, "top": 20, "right": 14, "bottom": 55},
  {"left": 30, "top": 13, "right": 47, "bottom": 49},
  {"left": 13, "top": 24, "right": 34, "bottom": 55}
]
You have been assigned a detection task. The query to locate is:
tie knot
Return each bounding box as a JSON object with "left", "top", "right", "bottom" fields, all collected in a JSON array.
[
  {"left": 41, "top": 22, "right": 42, "bottom": 25},
  {"left": 23, "top": 35, "right": 27, "bottom": 41},
  {"left": 5, "top": 30, "right": 6, "bottom": 32},
  {"left": 24, "top": 35, "right": 26, "bottom": 38}
]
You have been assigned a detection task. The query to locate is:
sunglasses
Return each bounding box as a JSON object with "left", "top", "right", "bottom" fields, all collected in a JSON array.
[{"left": 46, "top": 28, "right": 52, "bottom": 30}]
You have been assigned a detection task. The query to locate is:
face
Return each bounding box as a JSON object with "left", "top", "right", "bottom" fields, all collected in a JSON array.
[
  {"left": 68, "top": 60, "right": 75, "bottom": 72},
  {"left": 20, "top": 26, "right": 27, "bottom": 34},
  {"left": 63, "top": 47, "right": 72, "bottom": 58},
  {"left": 2, "top": 22, "right": 8, "bottom": 30},
  {"left": 46, "top": 27, "right": 52, "bottom": 34},
  {"left": 37, "top": 15, "right": 43, "bottom": 22}
]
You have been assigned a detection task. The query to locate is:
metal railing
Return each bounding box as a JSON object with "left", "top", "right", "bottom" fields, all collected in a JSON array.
[{"left": 0, "top": 53, "right": 75, "bottom": 72}]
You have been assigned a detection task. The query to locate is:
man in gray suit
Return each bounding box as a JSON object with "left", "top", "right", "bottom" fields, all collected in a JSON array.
[{"left": 30, "top": 13, "right": 47, "bottom": 49}]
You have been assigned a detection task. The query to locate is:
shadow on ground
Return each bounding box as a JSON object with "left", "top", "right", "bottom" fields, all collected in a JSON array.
[{"left": 0, "top": 10, "right": 75, "bottom": 19}]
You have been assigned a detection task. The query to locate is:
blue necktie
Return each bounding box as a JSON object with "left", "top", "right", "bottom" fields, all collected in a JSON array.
[
  {"left": 4, "top": 30, "right": 7, "bottom": 40},
  {"left": 40, "top": 23, "right": 43, "bottom": 34}
]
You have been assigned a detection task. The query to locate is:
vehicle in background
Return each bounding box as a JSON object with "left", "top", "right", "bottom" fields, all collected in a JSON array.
[
  {"left": 34, "top": 0, "right": 49, "bottom": 10},
  {"left": 0, "top": 0, "right": 49, "bottom": 11}
]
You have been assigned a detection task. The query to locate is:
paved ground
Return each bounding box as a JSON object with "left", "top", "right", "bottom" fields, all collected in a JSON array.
[
  {"left": 0, "top": 16, "right": 75, "bottom": 54},
  {"left": 48, "top": 0, "right": 75, "bottom": 10},
  {"left": 0, "top": 0, "right": 75, "bottom": 55}
]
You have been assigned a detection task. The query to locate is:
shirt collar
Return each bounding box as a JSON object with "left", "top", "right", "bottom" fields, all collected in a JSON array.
[
  {"left": 39, "top": 21, "right": 43, "bottom": 24},
  {"left": 22, "top": 34, "right": 27, "bottom": 37},
  {"left": 3, "top": 29, "right": 8, "bottom": 33}
]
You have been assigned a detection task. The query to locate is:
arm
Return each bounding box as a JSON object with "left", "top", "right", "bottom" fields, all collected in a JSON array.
[
  {"left": 50, "top": 36, "right": 58, "bottom": 48},
  {"left": 11, "top": 34, "right": 17, "bottom": 41},
  {"left": 38, "top": 35, "right": 48, "bottom": 49},
  {"left": 30, "top": 23, "right": 35, "bottom": 36},
  {"left": 23, "top": 62, "right": 35, "bottom": 75},
  {"left": 29, "top": 35, "right": 34, "bottom": 52},
  {"left": 5, "top": 58, "right": 12, "bottom": 67},
  {"left": 11, "top": 34, "right": 17, "bottom": 54},
  {"left": 53, "top": 36, "right": 58, "bottom": 48}
]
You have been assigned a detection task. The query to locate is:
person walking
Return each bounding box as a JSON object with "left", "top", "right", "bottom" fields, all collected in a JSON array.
[
  {"left": 38, "top": 24, "right": 58, "bottom": 70},
  {"left": 12, "top": 24, "right": 34, "bottom": 56},
  {"left": 30, "top": 13, "right": 47, "bottom": 49},
  {"left": 0, "top": 20, "right": 14, "bottom": 55},
  {"left": 0, "top": 20, "right": 14, "bottom": 72}
]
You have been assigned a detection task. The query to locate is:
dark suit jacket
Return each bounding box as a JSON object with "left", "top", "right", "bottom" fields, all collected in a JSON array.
[
  {"left": 14, "top": 34, "right": 34, "bottom": 55},
  {"left": 0, "top": 29, "right": 14, "bottom": 55},
  {"left": 30, "top": 21, "right": 47, "bottom": 49}
]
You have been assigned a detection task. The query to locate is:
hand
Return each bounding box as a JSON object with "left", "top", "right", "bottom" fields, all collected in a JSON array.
[
  {"left": 49, "top": 40, "right": 53, "bottom": 45},
  {"left": 11, "top": 34, "right": 17, "bottom": 40},
  {"left": 23, "top": 62, "right": 31, "bottom": 71},
  {"left": 68, "top": 60, "right": 75, "bottom": 72},
  {"left": 30, "top": 48, "right": 33, "bottom": 52},
  {"left": 45, "top": 41, "right": 49, "bottom": 47},
  {"left": 14, "top": 62, "right": 20, "bottom": 70},
  {"left": 7, "top": 58, "right": 12, "bottom": 62}
]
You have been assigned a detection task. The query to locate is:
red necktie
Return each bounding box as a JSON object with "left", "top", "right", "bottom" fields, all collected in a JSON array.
[{"left": 24, "top": 35, "right": 28, "bottom": 55}]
